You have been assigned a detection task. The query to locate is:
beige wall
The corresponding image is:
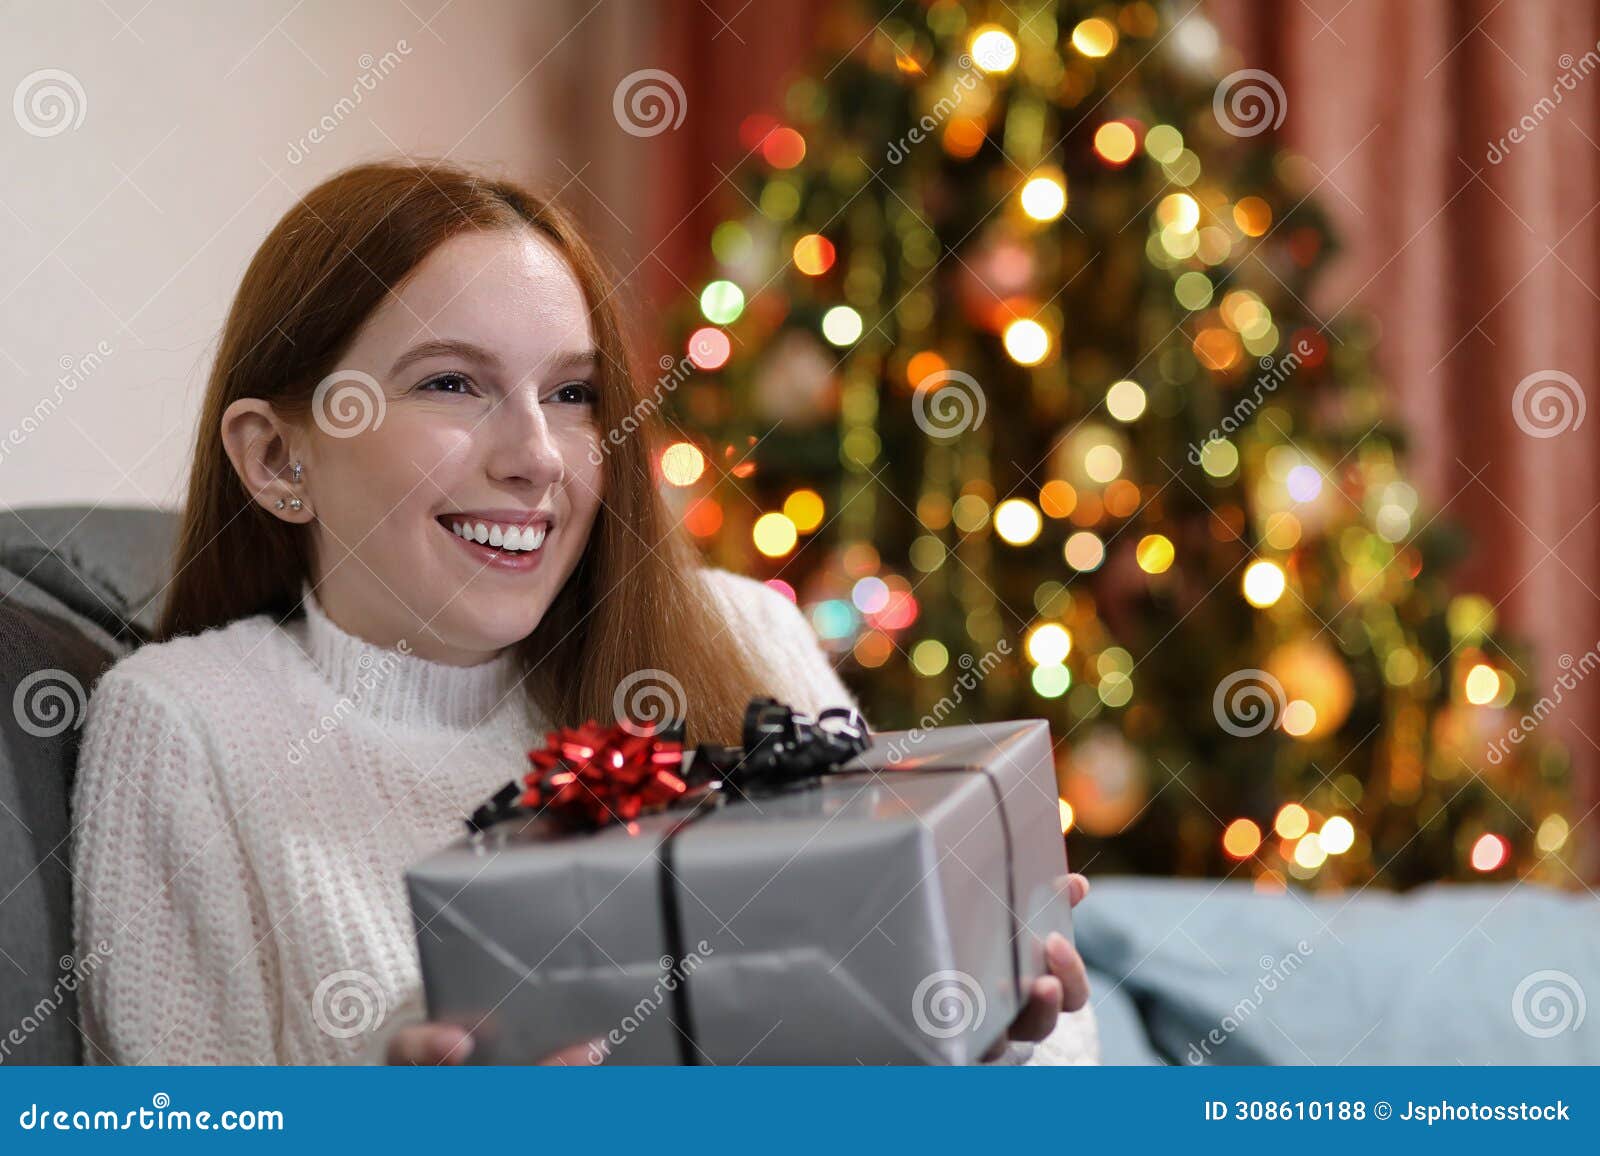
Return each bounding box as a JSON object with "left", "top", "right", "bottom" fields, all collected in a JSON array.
[{"left": 0, "top": 0, "right": 658, "bottom": 510}]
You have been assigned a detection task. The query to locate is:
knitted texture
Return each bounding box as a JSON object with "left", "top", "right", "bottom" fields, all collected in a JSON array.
[{"left": 71, "top": 568, "right": 1096, "bottom": 1065}]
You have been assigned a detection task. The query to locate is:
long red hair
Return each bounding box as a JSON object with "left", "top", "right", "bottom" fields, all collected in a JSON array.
[{"left": 158, "top": 158, "right": 768, "bottom": 743}]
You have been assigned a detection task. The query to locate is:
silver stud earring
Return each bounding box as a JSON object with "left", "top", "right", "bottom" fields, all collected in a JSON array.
[
  {"left": 275, "top": 498, "right": 286, "bottom": 509},
  {"left": 288, "top": 498, "right": 304, "bottom": 512},
  {"left": 289, "top": 461, "right": 304, "bottom": 483}
]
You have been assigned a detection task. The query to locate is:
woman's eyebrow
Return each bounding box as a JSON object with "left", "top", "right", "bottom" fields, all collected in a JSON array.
[
  {"left": 545, "top": 348, "right": 599, "bottom": 375},
  {"left": 389, "top": 337, "right": 502, "bottom": 378}
]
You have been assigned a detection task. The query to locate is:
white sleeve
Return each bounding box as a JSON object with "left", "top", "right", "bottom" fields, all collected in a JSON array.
[
  {"left": 72, "top": 670, "right": 282, "bottom": 1064},
  {"left": 700, "top": 569, "right": 863, "bottom": 721}
]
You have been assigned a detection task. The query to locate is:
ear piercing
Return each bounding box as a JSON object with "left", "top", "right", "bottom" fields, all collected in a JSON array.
[{"left": 275, "top": 460, "right": 306, "bottom": 515}]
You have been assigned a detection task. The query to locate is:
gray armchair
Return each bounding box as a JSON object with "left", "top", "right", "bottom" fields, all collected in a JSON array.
[{"left": 0, "top": 505, "right": 175, "bottom": 1064}]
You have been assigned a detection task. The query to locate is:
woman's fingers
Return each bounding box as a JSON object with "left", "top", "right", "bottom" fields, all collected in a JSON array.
[
  {"left": 387, "top": 1023, "right": 474, "bottom": 1065},
  {"left": 1067, "top": 872, "right": 1090, "bottom": 906},
  {"left": 1046, "top": 930, "right": 1090, "bottom": 1011},
  {"left": 1007, "top": 975, "right": 1063, "bottom": 1042}
]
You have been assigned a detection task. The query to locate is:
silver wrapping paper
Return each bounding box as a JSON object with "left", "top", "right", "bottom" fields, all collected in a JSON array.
[{"left": 406, "top": 719, "right": 1073, "bottom": 1064}]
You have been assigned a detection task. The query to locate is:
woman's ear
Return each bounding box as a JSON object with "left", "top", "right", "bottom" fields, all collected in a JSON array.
[{"left": 220, "top": 398, "right": 312, "bottom": 523}]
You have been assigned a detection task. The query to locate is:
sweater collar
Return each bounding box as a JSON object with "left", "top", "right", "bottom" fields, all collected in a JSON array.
[{"left": 294, "top": 579, "right": 523, "bottom": 730}]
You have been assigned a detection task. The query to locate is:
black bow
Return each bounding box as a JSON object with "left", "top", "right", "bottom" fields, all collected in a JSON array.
[{"left": 691, "top": 696, "right": 871, "bottom": 794}]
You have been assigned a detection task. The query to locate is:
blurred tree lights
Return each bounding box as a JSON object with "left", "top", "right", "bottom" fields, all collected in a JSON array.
[{"left": 656, "top": 0, "right": 1574, "bottom": 890}]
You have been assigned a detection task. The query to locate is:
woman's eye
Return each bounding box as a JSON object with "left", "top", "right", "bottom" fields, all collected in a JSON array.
[
  {"left": 418, "top": 372, "right": 474, "bottom": 396},
  {"left": 550, "top": 380, "right": 597, "bottom": 405}
]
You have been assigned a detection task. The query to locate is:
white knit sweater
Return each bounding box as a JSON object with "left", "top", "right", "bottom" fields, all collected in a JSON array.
[{"left": 72, "top": 568, "right": 1097, "bottom": 1066}]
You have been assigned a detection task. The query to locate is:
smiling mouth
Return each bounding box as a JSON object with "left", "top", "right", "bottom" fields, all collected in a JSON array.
[{"left": 436, "top": 515, "right": 549, "bottom": 553}]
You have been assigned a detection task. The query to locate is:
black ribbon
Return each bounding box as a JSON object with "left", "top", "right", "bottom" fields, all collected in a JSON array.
[{"left": 686, "top": 697, "right": 872, "bottom": 797}]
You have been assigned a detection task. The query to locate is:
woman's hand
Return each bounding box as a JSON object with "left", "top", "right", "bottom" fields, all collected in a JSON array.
[
  {"left": 983, "top": 872, "right": 1091, "bottom": 1060},
  {"left": 385, "top": 1023, "right": 598, "bottom": 1065}
]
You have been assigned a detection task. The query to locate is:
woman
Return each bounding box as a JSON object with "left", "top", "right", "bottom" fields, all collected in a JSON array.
[{"left": 71, "top": 159, "right": 1095, "bottom": 1066}]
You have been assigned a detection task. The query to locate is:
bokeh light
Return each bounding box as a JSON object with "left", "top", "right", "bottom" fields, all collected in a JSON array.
[
  {"left": 1223, "top": 818, "right": 1262, "bottom": 859},
  {"left": 659, "top": 441, "right": 706, "bottom": 486},
  {"left": 1003, "top": 318, "right": 1052, "bottom": 365},
  {"left": 1026, "top": 622, "right": 1073, "bottom": 665},
  {"left": 1136, "top": 534, "right": 1175, "bottom": 574},
  {"left": 1470, "top": 833, "right": 1508, "bottom": 872},
  {"left": 687, "top": 326, "right": 731, "bottom": 370},
  {"left": 752, "top": 512, "right": 797, "bottom": 557},
  {"left": 1465, "top": 663, "right": 1501, "bottom": 705},
  {"left": 1105, "top": 379, "right": 1147, "bottom": 422},
  {"left": 994, "top": 497, "right": 1043, "bottom": 545},
  {"left": 1020, "top": 174, "right": 1067, "bottom": 221},
  {"left": 793, "top": 233, "right": 836, "bottom": 276},
  {"left": 1274, "top": 803, "right": 1310, "bottom": 839},
  {"left": 1242, "top": 560, "right": 1287, "bottom": 607},
  {"left": 1093, "top": 121, "right": 1137, "bottom": 165},
  {"left": 783, "top": 488, "right": 825, "bottom": 532},
  {"left": 699, "top": 280, "right": 745, "bottom": 325},
  {"left": 1070, "top": 17, "right": 1117, "bottom": 57},
  {"left": 821, "top": 305, "right": 864, "bottom": 346},
  {"left": 969, "top": 25, "right": 1018, "bottom": 73},
  {"left": 1321, "top": 816, "right": 1355, "bottom": 855},
  {"left": 1064, "top": 531, "right": 1105, "bottom": 571}
]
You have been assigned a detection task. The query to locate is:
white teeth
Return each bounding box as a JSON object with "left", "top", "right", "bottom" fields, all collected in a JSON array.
[{"left": 447, "top": 518, "right": 547, "bottom": 552}]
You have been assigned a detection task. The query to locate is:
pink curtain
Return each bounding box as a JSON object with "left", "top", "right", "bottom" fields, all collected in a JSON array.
[{"left": 1211, "top": 0, "right": 1600, "bottom": 877}]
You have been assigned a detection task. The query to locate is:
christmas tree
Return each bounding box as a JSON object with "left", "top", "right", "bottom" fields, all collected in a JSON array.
[{"left": 656, "top": 0, "right": 1575, "bottom": 890}]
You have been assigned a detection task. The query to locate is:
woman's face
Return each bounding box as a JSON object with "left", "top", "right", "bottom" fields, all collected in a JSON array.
[{"left": 300, "top": 227, "right": 606, "bottom": 665}]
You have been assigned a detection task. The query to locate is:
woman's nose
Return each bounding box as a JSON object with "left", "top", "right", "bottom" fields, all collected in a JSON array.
[{"left": 485, "top": 394, "right": 565, "bottom": 486}]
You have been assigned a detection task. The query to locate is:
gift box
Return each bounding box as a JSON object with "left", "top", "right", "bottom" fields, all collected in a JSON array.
[{"left": 406, "top": 711, "right": 1073, "bottom": 1065}]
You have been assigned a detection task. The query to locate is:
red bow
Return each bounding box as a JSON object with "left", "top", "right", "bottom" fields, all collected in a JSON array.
[{"left": 521, "top": 720, "right": 689, "bottom": 831}]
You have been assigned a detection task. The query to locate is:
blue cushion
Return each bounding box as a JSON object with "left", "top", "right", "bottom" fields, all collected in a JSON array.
[{"left": 1076, "top": 877, "right": 1598, "bottom": 1065}]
